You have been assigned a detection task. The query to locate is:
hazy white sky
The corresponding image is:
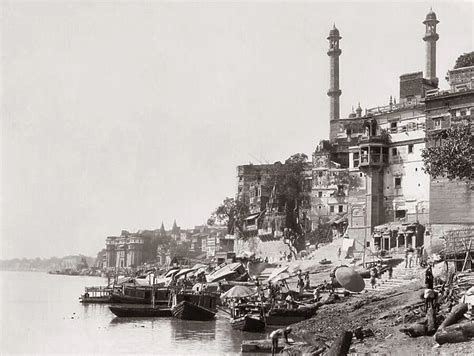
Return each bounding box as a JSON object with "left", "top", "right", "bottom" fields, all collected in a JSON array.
[{"left": 1, "top": 1, "right": 472, "bottom": 259}]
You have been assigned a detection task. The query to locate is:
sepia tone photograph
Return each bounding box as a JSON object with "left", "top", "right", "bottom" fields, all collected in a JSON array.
[{"left": 1, "top": 1, "right": 473, "bottom": 354}]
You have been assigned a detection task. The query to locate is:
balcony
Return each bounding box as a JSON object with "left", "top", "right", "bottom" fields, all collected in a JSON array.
[
  {"left": 359, "top": 153, "right": 389, "bottom": 167},
  {"left": 358, "top": 135, "right": 389, "bottom": 145}
]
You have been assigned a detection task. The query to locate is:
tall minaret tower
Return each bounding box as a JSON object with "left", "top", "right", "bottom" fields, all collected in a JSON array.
[
  {"left": 423, "top": 9, "right": 439, "bottom": 86},
  {"left": 327, "top": 24, "right": 342, "bottom": 121}
]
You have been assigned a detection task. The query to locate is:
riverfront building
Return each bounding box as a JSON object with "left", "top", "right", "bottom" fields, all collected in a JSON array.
[{"left": 236, "top": 10, "right": 473, "bottom": 256}]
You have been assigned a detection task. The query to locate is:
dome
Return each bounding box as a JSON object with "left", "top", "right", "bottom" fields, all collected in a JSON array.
[
  {"left": 424, "top": 9, "right": 438, "bottom": 22},
  {"left": 328, "top": 24, "right": 341, "bottom": 38}
]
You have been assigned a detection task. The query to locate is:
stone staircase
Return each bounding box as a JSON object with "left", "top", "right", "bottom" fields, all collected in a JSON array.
[{"left": 363, "top": 260, "right": 424, "bottom": 293}]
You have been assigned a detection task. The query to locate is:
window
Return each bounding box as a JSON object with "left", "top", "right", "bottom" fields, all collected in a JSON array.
[
  {"left": 392, "top": 148, "right": 398, "bottom": 156},
  {"left": 318, "top": 171, "right": 323, "bottom": 177},
  {"left": 395, "top": 210, "right": 406, "bottom": 219},
  {"left": 346, "top": 128, "right": 352, "bottom": 136},
  {"left": 338, "top": 205, "right": 343, "bottom": 213},
  {"left": 395, "top": 177, "right": 402, "bottom": 189},
  {"left": 390, "top": 122, "right": 397, "bottom": 133},
  {"left": 408, "top": 144, "right": 414, "bottom": 154},
  {"left": 433, "top": 118, "right": 442, "bottom": 129},
  {"left": 330, "top": 205, "right": 334, "bottom": 213},
  {"left": 318, "top": 205, "right": 322, "bottom": 209},
  {"left": 353, "top": 152, "right": 359, "bottom": 167},
  {"left": 318, "top": 191, "right": 323, "bottom": 198}
]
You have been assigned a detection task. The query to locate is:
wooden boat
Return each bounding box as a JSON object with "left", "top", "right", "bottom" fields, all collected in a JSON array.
[
  {"left": 231, "top": 314, "right": 266, "bottom": 332},
  {"left": 171, "top": 291, "right": 217, "bottom": 321},
  {"left": 109, "top": 285, "right": 170, "bottom": 304},
  {"left": 229, "top": 301, "right": 266, "bottom": 332},
  {"left": 109, "top": 305, "right": 172, "bottom": 318},
  {"left": 265, "top": 304, "right": 317, "bottom": 326},
  {"left": 79, "top": 286, "right": 113, "bottom": 304},
  {"left": 319, "top": 258, "right": 332, "bottom": 265}
]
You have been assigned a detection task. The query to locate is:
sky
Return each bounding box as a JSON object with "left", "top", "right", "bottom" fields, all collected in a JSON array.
[{"left": 1, "top": 1, "right": 472, "bottom": 259}]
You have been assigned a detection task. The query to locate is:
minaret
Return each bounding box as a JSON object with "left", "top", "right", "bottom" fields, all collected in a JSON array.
[
  {"left": 423, "top": 9, "right": 439, "bottom": 86},
  {"left": 327, "top": 24, "right": 342, "bottom": 121}
]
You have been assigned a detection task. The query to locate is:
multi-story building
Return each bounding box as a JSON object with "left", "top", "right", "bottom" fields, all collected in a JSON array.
[
  {"left": 423, "top": 65, "right": 474, "bottom": 250},
  {"left": 236, "top": 10, "right": 472, "bottom": 257}
]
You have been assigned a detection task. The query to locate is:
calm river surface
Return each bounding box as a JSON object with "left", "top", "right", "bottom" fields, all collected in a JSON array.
[{"left": 0, "top": 271, "right": 267, "bottom": 354}]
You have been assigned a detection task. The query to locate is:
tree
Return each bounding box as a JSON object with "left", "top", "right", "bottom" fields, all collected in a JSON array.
[
  {"left": 272, "top": 153, "right": 310, "bottom": 254},
  {"left": 422, "top": 123, "right": 474, "bottom": 181},
  {"left": 208, "top": 197, "right": 249, "bottom": 236},
  {"left": 454, "top": 52, "right": 474, "bottom": 69}
]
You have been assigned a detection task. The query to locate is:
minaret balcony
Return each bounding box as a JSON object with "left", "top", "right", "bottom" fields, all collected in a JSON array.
[
  {"left": 423, "top": 33, "right": 439, "bottom": 41},
  {"left": 327, "top": 89, "right": 342, "bottom": 97},
  {"left": 327, "top": 48, "right": 342, "bottom": 56}
]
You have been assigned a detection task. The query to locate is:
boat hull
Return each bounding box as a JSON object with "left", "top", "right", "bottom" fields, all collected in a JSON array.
[
  {"left": 172, "top": 300, "right": 216, "bottom": 321},
  {"left": 109, "top": 293, "right": 150, "bottom": 304},
  {"left": 231, "top": 314, "right": 265, "bottom": 332},
  {"left": 265, "top": 306, "right": 317, "bottom": 326},
  {"left": 109, "top": 305, "right": 172, "bottom": 318},
  {"left": 80, "top": 296, "right": 111, "bottom": 304}
]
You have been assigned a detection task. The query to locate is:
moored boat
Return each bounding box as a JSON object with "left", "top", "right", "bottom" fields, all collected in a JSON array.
[
  {"left": 171, "top": 291, "right": 218, "bottom": 321},
  {"left": 231, "top": 314, "right": 265, "bottom": 332},
  {"left": 79, "top": 286, "right": 113, "bottom": 303},
  {"left": 109, "top": 304, "right": 172, "bottom": 317},
  {"left": 265, "top": 304, "right": 317, "bottom": 326},
  {"left": 109, "top": 285, "right": 170, "bottom": 304}
]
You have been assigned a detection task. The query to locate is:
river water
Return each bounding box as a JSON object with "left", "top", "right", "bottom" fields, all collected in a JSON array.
[{"left": 0, "top": 271, "right": 267, "bottom": 354}]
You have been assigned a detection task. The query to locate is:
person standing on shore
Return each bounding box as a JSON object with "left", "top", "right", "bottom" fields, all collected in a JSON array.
[
  {"left": 425, "top": 265, "right": 434, "bottom": 289},
  {"left": 270, "top": 329, "right": 283, "bottom": 356},
  {"left": 370, "top": 268, "right": 377, "bottom": 289},
  {"left": 297, "top": 270, "right": 304, "bottom": 295},
  {"left": 388, "top": 265, "right": 393, "bottom": 279},
  {"left": 304, "top": 272, "right": 310, "bottom": 290},
  {"left": 337, "top": 247, "right": 341, "bottom": 260}
]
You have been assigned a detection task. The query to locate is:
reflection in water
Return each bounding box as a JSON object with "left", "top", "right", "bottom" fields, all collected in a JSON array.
[
  {"left": 1, "top": 271, "right": 267, "bottom": 354},
  {"left": 171, "top": 318, "right": 217, "bottom": 342}
]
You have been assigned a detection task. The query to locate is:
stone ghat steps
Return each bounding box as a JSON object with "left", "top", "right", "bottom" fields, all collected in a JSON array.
[{"left": 363, "top": 278, "right": 411, "bottom": 292}]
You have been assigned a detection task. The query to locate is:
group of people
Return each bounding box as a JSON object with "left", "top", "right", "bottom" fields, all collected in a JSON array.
[
  {"left": 405, "top": 244, "right": 425, "bottom": 268},
  {"left": 369, "top": 262, "right": 393, "bottom": 289},
  {"left": 296, "top": 270, "right": 311, "bottom": 294}
]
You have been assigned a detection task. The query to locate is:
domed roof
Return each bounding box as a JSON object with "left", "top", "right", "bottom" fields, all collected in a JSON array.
[
  {"left": 424, "top": 9, "right": 438, "bottom": 22},
  {"left": 329, "top": 24, "right": 340, "bottom": 37}
]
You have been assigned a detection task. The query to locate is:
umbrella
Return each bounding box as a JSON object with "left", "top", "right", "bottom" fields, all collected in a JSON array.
[
  {"left": 220, "top": 285, "right": 257, "bottom": 299},
  {"left": 334, "top": 265, "right": 365, "bottom": 293}
]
